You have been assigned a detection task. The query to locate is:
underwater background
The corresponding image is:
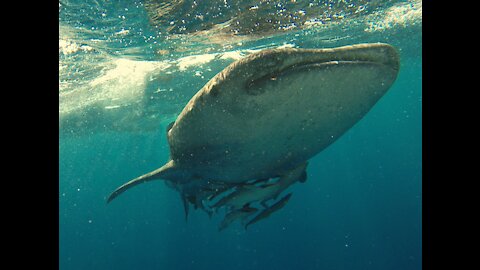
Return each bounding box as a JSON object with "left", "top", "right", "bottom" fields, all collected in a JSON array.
[{"left": 59, "top": 1, "right": 422, "bottom": 269}]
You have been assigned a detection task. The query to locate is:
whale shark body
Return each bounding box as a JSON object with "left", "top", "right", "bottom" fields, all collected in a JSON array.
[{"left": 107, "top": 43, "right": 400, "bottom": 230}]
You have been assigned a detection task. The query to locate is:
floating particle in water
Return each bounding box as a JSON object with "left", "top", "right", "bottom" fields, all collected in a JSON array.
[{"left": 116, "top": 29, "right": 130, "bottom": 36}]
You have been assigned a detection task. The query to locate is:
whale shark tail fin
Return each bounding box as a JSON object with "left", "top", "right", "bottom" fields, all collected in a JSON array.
[{"left": 107, "top": 160, "right": 176, "bottom": 203}]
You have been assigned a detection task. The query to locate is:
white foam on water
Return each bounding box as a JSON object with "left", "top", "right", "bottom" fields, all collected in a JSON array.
[
  {"left": 175, "top": 49, "right": 257, "bottom": 71},
  {"left": 219, "top": 51, "right": 245, "bottom": 61},
  {"left": 60, "top": 57, "right": 172, "bottom": 116},
  {"left": 59, "top": 39, "right": 94, "bottom": 55},
  {"left": 59, "top": 42, "right": 295, "bottom": 118},
  {"left": 364, "top": 0, "right": 422, "bottom": 32},
  {"left": 176, "top": 54, "right": 217, "bottom": 71}
]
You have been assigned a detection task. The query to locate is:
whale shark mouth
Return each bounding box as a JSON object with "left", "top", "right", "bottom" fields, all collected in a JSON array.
[
  {"left": 245, "top": 44, "right": 400, "bottom": 91},
  {"left": 248, "top": 59, "right": 398, "bottom": 89},
  {"left": 283, "top": 59, "right": 399, "bottom": 73}
]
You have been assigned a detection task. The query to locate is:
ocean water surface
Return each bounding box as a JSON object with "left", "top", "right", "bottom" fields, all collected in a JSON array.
[{"left": 59, "top": 1, "right": 422, "bottom": 269}]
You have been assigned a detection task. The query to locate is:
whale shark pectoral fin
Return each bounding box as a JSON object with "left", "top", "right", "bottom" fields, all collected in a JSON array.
[{"left": 106, "top": 160, "right": 176, "bottom": 203}]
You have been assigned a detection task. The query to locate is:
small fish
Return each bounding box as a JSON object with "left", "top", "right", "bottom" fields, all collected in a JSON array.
[
  {"left": 245, "top": 193, "right": 293, "bottom": 230},
  {"left": 212, "top": 163, "right": 307, "bottom": 210},
  {"left": 218, "top": 206, "right": 258, "bottom": 231}
]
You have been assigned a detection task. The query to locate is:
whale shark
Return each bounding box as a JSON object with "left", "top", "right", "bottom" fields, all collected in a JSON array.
[{"left": 107, "top": 43, "right": 400, "bottom": 229}]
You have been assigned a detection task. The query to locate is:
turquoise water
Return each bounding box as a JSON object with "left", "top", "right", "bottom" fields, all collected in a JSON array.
[{"left": 59, "top": 1, "right": 422, "bottom": 269}]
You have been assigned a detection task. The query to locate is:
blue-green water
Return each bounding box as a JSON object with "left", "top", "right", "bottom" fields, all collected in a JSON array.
[{"left": 59, "top": 1, "right": 422, "bottom": 269}]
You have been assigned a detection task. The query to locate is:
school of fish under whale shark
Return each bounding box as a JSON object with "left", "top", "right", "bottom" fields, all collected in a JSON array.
[{"left": 106, "top": 43, "right": 400, "bottom": 231}]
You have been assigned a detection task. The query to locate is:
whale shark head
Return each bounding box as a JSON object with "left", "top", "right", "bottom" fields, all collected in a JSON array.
[
  {"left": 168, "top": 43, "right": 400, "bottom": 178},
  {"left": 198, "top": 43, "right": 399, "bottom": 107}
]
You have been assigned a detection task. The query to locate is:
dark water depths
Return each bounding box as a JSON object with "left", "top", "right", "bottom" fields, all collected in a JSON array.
[{"left": 59, "top": 1, "right": 422, "bottom": 269}]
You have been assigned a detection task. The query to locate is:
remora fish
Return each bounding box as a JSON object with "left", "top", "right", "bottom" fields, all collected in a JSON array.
[
  {"left": 245, "top": 193, "right": 293, "bottom": 230},
  {"left": 218, "top": 206, "right": 258, "bottom": 231},
  {"left": 212, "top": 162, "right": 307, "bottom": 210}
]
